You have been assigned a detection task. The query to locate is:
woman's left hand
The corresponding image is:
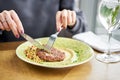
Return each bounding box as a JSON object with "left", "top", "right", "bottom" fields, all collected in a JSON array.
[{"left": 56, "top": 9, "right": 76, "bottom": 31}]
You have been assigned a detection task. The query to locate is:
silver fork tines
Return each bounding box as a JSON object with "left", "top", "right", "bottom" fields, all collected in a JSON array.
[{"left": 46, "top": 31, "right": 60, "bottom": 51}]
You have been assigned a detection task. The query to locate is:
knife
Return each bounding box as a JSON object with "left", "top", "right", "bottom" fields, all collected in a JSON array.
[{"left": 21, "top": 33, "right": 47, "bottom": 51}]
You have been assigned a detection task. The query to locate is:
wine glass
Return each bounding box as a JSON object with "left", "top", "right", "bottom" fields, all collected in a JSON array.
[{"left": 96, "top": 0, "right": 120, "bottom": 63}]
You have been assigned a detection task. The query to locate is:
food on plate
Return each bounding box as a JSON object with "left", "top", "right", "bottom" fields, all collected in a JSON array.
[
  {"left": 37, "top": 47, "right": 65, "bottom": 62},
  {"left": 24, "top": 46, "right": 65, "bottom": 62}
]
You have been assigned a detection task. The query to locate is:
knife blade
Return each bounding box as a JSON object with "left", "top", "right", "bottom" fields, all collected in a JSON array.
[{"left": 21, "top": 33, "right": 47, "bottom": 50}]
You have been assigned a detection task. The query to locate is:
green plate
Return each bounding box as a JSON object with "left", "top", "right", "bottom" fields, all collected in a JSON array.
[{"left": 16, "top": 37, "right": 94, "bottom": 68}]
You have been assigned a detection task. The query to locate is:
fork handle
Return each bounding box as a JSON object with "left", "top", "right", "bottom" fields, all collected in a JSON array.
[{"left": 56, "top": 27, "right": 63, "bottom": 35}]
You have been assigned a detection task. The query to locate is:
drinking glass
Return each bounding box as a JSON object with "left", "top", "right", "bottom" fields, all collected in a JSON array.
[{"left": 96, "top": 0, "right": 120, "bottom": 63}]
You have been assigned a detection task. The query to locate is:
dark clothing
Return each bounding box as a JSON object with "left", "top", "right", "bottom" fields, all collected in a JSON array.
[{"left": 0, "top": 0, "right": 87, "bottom": 42}]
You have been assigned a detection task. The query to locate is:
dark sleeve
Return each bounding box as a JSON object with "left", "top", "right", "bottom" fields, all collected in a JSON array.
[
  {"left": 59, "top": 0, "right": 88, "bottom": 35},
  {"left": 0, "top": 30, "right": 2, "bottom": 41},
  {"left": 0, "top": 30, "right": 2, "bottom": 35}
]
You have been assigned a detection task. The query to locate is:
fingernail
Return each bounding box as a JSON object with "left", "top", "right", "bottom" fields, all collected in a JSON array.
[
  {"left": 57, "top": 27, "right": 60, "bottom": 32},
  {"left": 58, "top": 28, "right": 61, "bottom": 32},
  {"left": 20, "top": 30, "right": 24, "bottom": 34},
  {"left": 57, "top": 25, "right": 62, "bottom": 31},
  {"left": 16, "top": 35, "right": 19, "bottom": 38}
]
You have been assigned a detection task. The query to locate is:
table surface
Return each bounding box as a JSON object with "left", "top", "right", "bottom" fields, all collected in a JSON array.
[{"left": 0, "top": 41, "right": 120, "bottom": 80}]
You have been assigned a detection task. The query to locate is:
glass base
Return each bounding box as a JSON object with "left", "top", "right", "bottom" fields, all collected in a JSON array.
[{"left": 96, "top": 53, "right": 120, "bottom": 63}]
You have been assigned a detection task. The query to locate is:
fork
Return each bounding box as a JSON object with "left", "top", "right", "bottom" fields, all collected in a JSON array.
[{"left": 45, "top": 30, "right": 62, "bottom": 51}]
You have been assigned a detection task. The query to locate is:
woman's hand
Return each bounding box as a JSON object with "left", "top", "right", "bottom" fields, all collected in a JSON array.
[
  {"left": 56, "top": 9, "right": 76, "bottom": 31},
  {"left": 0, "top": 10, "right": 24, "bottom": 38}
]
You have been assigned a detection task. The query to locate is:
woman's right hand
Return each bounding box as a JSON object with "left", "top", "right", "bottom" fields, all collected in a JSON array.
[{"left": 0, "top": 10, "right": 24, "bottom": 38}]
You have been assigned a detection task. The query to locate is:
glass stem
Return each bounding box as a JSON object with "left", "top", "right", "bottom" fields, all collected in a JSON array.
[{"left": 107, "top": 32, "right": 112, "bottom": 55}]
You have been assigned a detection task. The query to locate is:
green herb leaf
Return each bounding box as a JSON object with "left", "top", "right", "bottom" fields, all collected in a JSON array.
[
  {"left": 112, "top": 5, "right": 120, "bottom": 25},
  {"left": 100, "top": 5, "right": 113, "bottom": 17}
]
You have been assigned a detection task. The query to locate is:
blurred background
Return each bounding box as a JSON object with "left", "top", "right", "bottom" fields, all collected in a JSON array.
[{"left": 75, "top": 0, "right": 120, "bottom": 41}]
